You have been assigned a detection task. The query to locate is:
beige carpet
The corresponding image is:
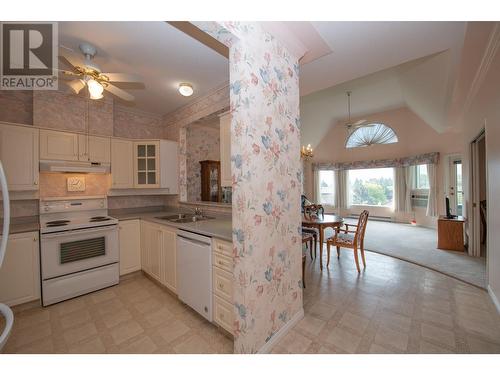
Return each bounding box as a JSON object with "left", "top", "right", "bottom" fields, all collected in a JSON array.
[{"left": 324, "top": 219, "right": 487, "bottom": 289}]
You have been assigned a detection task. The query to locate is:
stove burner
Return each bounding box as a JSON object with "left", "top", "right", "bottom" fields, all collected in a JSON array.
[
  {"left": 46, "top": 220, "right": 70, "bottom": 225},
  {"left": 90, "top": 216, "right": 111, "bottom": 222}
]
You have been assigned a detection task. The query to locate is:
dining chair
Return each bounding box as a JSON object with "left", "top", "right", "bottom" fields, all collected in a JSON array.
[
  {"left": 302, "top": 233, "right": 313, "bottom": 288},
  {"left": 302, "top": 227, "right": 318, "bottom": 259},
  {"left": 326, "top": 210, "right": 369, "bottom": 272}
]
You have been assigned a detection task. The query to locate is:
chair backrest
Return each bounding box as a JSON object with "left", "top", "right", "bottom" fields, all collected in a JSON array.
[{"left": 356, "top": 210, "right": 369, "bottom": 243}]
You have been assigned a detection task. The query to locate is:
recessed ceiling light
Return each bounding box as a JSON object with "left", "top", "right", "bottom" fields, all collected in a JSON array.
[{"left": 178, "top": 83, "right": 193, "bottom": 97}]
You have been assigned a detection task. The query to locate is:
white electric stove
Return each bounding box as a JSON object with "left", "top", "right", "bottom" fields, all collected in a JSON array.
[{"left": 39, "top": 197, "right": 119, "bottom": 306}]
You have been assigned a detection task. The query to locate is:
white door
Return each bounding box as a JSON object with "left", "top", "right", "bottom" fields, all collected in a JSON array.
[
  {"left": 160, "top": 226, "right": 177, "bottom": 292},
  {"left": 219, "top": 113, "right": 231, "bottom": 187},
  {"left": 40, "top": 129, "right": 79, "bottom": 161},
  {"left": 119, "top": 220, "right": 141, "bottom": 275},
  {"left": 0, "top": 124, "right": 39, "bottom": 191},
  {"left": 79, "top": 135, "right": 110, "bottom": 163},
  {"left": 0, "top": 232, "right": 40, "bottom": 306},
  {"left": 111, "top": 139, "right": 134, "bottom": 189}
]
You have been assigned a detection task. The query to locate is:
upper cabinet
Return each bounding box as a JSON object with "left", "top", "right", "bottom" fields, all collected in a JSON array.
[
  {"left": 78, "top": 134, "right": 111, "bottom": 163},
  {"left": 111, "top": 139, "right": 134, "bottom": 189},
  {"left": 134, "top": 141, "right": 160, "bottom": 188},
  {"left": 39, "top": 129, "right": 79, "bottom": 161},
  {"left": 0, "top": 123, "right": 39, "bottom": 191},
  {"left": 131, "top": 140, "right": 178, "bottom": 192},
  {"left": 219, "top": 113, "right": 231, "bottom": 187}
]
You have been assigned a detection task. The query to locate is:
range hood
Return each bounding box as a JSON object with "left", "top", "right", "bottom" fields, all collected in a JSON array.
[{"left": 40, "top": 160, "right": 110, "bottom": 174}]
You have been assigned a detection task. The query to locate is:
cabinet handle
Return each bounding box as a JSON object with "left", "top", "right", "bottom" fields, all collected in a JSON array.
[
  {"left": 34, "top": 180, "right": 38, "bottom": 185},
  {"left": 218, "top": 261, "right": 224, "bottom": 265},
  {"left": 33, "top": 236, "right": 37, "bottom": 242},
  {"left": 219, "top": 283, "right": 224, "bottom": 290}
]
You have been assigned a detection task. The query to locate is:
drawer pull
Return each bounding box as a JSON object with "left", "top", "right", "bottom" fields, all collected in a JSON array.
[
  {"left": 219, "top": 283, "right": 224, "bottom": 290},
  {"left": 218, "top": 260, "right": 224, "bottom": 265}
]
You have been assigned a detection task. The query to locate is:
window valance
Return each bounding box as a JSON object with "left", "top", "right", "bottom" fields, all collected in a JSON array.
[{"left": 312, "top": 152, "right": 439, "bottom": 171}]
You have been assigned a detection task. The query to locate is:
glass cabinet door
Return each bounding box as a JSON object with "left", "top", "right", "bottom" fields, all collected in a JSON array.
[{"left": 135, "top": 141, "right": 159, "bottom": 187}]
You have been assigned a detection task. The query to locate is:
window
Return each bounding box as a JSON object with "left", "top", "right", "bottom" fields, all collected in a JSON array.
[
  {"left": 318, "top": 170, "right": 335, "bottom": 206},
  {"left": 414, "top": 164, "right": 429, "bottom": 190},
  {"left": 455, "top": 160, "right": 463, "bottom": 216},
  {"left": 348, "top": 168, "right": 394, "bottom": 207}
]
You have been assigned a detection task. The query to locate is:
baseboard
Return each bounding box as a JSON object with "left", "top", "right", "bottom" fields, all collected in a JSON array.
[
  {"left": 257, "top": 308, "right": 304, "bottom": 354},
  {"left": 487, "top": 285, "right": 500, "bottom": 314}
]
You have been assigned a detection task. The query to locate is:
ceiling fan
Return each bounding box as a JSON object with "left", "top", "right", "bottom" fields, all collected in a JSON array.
[
  {"left": 344, "top": 91, "right": 369, "bottom": 130},
  {"left": 58, "top": 43, "right": 144, "bottom": 101}
]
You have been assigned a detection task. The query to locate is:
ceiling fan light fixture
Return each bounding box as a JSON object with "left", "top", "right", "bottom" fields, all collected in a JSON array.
[
  {"left": 87, "top": 79, "right": 104, "bottom": 100},
  {"left": 178, "top": 83, "right": 193, "bottom": 97}
]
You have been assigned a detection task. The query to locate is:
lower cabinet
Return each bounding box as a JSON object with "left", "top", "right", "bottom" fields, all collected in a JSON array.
[
  {"left": 140, "top": 220, "right": 176, "bottom": 293},
  {"left": 0, "top": 231, "right": 40, "bottom": 306},
  {"left": 119, "top": 220, "right": 141, "bottom": 276},
  {"left": 212, "top": 238, "right": 234, "bottom": 335}
]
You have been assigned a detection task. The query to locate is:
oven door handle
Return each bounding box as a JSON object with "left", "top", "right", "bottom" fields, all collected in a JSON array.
[{"left": 41, "top": 225, "right": 117, "bottom": 239}]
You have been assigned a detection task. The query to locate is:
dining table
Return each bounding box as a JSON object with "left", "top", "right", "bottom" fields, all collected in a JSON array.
[{"left": 302, "top": 214, "right": 344, "bottom": 270}]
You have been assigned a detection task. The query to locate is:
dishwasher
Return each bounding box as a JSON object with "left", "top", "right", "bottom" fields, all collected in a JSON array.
[{"left": 176, "top": 230, "right": 213, "bottom": 322}]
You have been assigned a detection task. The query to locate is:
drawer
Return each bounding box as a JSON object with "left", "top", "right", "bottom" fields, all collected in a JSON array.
[
  {"left": 213, "top": 294, "right": 233, "bottom": 334},
  {"left": 213, "top": 267, "right": 233, "bottom": 301},
  {"left": 213, "top": 238, "right": 232, "bottom": 257},
  {"left": 213, "top": 252, "right": 233, "bottom": 273}
]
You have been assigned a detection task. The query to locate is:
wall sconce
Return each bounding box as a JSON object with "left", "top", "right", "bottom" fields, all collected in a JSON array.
[{"left": 301, "top": 144, "right": 314, "bottom": 159}]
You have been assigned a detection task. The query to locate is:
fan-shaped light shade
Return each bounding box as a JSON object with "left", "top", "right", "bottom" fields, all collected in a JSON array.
[
  {"left": 87, "top": 79, "right": 104, "bottom": 100},
  {"left": 345, "top": 123, "right": 398, "bottom": 148}
]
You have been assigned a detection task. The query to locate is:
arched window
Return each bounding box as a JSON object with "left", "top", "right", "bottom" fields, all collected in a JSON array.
[{"left": 345, "top": 123, "right": 398, "bottom": 149}]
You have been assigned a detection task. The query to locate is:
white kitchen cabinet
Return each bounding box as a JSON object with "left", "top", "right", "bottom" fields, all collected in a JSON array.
[
  {"left": 219, "top": 113, "right": 231, "bottom": 187},
  {"left": 119, "top": 219, "right": 141, "bottom": 276},
  {"left": 212, "top": 238, "right": 233, "bottom": 335},
  {"left": 111, "top": 139, "right": 134, "bottom": 189},
  {"left": 159, "top": 140, "right": 179, "bottom": 194},
  {"left": 140, "top": 220, "right": 162, "bottom": 282},
  {"left": 78, "top": 134, "right": 110, "bottom": 163},
  {"left": 141, "top": 221, "right": 177, "bottom": 293},
  {"left": 134, "top": 141, "right": 160, "bottom": 188},
  {"left": 0, "top": 123, "right": 39, "bottom": 191},
  {"left": 39, "top": 129, "right": 79, "bottom": 161},
  {"left": 0, "top": 231, "right": 40, "bottom": 306},
  {"left": 160, "top": 225, "right": 177, "bottom": 293}
]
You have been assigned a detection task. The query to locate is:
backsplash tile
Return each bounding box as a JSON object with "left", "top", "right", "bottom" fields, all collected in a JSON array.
[
  {"left": 0, "top": 199, "right": 39, "bottom": 218},
  {"left": 39, "top": 173, "right": 111, "bottom": 198}
]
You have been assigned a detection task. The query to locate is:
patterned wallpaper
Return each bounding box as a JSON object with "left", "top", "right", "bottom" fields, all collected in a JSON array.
[
  {"left": 186, "top": 124, "right": 220, "bottom": 201},
  {"left": 0, "top": 91, "right": 33, "bottom": 124},
  {"left": 197, "top": 22, "right": 303, "bottom": 353}
]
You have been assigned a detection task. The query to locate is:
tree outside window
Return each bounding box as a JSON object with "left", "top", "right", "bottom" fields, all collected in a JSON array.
[
  {"left": 415, "top": 164, "right": 429, "bottom": 190},
  {"left": 348, "top": 168, "right": 394, "bottom": 207},
  {"left": 318, "top": 170, "right": 335, "bottom": 206}
]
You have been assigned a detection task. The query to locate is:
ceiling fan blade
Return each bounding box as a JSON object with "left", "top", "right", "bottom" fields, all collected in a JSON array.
[
  {"left": 65, "top": 79, "right": 86, "bottom": 94},
  {"left": 57, "top": 69, "right": 82, "bottom": 79},
  {"left": 104, "top": 83, "right": 135, "bottom": 101},
  {"left": 58, "top": 46, "right": 83, "bottom": 68},
  {"left": 101, "top": 73, "right": 143, "bottom": 83},
  {"left": 354, "top": 119, "right": 368, "bottom": 126}
]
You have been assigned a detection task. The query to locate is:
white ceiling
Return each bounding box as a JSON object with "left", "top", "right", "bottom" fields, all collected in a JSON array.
[
  {"left": 300, "top": 21, "right": 466, "bottom": 96},
  {"left": 58, "top": 22, "right": 228, "bottom": 114}
]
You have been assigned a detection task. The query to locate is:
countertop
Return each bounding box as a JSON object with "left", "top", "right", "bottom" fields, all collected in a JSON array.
[
  {"left": 109, "top": 207, "right": 232, "bottom": 242},
  {"left": 0, "top": 216, "right": 39, "bottom": 236}
]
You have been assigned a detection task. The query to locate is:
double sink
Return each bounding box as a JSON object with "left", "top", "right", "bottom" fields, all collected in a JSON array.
[{"left": 155, "top": 213, "right": 214, "bottom": 223}]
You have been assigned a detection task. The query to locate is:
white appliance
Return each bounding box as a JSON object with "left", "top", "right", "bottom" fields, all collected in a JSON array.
[
  {"left": 39, "top": 197, "right": 119, "bottom": 306},
  {"left": 0, "top": 161, "right": 13, "bottom": 351},
  {"left": 176, "top": 230, "right": 213, "bottom": 321}
]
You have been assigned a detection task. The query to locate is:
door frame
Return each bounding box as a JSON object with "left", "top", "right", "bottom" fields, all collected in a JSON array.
[{"left": 468, "top": 129, "right": 486, "bottom": 258}]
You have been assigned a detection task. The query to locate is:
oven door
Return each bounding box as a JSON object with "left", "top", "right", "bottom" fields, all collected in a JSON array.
[{"left": 41, "top": 225, "right": 119, "bottom": 280}]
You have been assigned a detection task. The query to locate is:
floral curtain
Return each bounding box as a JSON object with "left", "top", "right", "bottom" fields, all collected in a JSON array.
[
  {"left": 313, "top": 152, "right": 439, "bottom": 171},
  {"left": 404, "top": 166, "right": 415, "bottom": 213},
  {"left": 394, "top": 167, "right": 407, "bottom": 212},
  {"left": 335, "top": 169, "right": 348, "bottom": 209}
]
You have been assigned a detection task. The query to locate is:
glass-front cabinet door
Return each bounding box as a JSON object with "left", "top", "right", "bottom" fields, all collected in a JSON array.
[{"left": 134, "top": 141, "right": 160, "bottom": 188}]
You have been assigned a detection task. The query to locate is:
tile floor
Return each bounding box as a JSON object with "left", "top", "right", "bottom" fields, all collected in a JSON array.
[
  {"left": 272, "top": 249, "right": 500, "bottom": 354},
  {"left": 2, "top": 250, "right": 500, "bottom": 354},
  {"left": 2, "top": 273, "right": 233, "bottom": 354}
]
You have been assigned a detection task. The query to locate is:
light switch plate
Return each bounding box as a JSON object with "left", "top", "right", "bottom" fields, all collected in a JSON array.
[{"left": 67, "top": 176, "right": 86, "bottom": 192}]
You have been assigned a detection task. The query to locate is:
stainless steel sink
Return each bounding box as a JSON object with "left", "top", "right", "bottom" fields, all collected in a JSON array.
[{"left": 155, "top": 214, "right": 214, "bottom": 223}]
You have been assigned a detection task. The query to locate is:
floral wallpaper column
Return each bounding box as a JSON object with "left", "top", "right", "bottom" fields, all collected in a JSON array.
[{"left": 195, "top": 22, "right": 303, "bottom": 353}]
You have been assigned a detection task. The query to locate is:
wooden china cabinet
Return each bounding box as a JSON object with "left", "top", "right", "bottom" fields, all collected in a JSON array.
[{"left": 200, "top": 160, "right": 221, "bottom": 202}]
